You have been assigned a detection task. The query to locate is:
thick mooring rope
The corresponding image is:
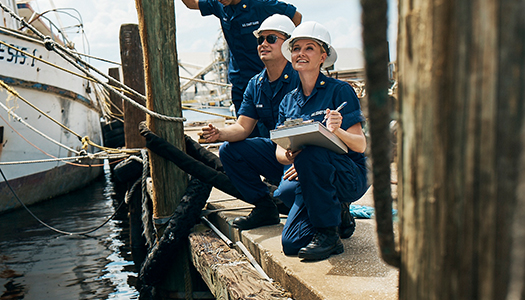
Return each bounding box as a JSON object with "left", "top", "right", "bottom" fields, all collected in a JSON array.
[
  {"left": 360, "top": 0, "right": 401, "bottom": 267},
  {"left": 139, "top": 149, "right": 156, "bottom": 248},
  {"left": 139, "top": 177, "right": 212, "bottom": 286}
]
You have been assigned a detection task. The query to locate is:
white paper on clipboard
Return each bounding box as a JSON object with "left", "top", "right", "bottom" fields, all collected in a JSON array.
[{"left": 270, "top": 121, "right": 348, "bottom": 154}]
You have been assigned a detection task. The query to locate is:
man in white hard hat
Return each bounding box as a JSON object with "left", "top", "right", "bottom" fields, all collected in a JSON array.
[
  {"left": 180, "top": 0, "right": 301, "bottom": 134},
  {"left": 200, "top": 14, "right": 300, "bottom": 230}
]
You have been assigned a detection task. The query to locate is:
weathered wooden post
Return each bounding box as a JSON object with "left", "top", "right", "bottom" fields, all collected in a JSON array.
[
  {"left": 119, "top": 24, "right": 147, "bottom": 149},
  {"left": 396, "top": 0, "right": 525, "bottom": 299},
  {"left": 119, "top": 23, "right": 148, "bottom": 269},
  {"left": 119, "top": 23, "right": 147, "bottom": 149},
  {"left": 134, "top": 0, "right": 186, "bottom": 232},
  {"left": 105, "top": 68, "right": 126, "bottom": 158},
  {"left": 134, "top": 0, "right": 189, "bottom": 295},
  {"left": 108, "top": 67, "right": 123, "bottom": 116}
]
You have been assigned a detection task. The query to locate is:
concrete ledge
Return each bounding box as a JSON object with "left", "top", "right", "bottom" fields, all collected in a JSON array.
[{"left": 201, "top": 187, "right": 399, "bottom": 300}]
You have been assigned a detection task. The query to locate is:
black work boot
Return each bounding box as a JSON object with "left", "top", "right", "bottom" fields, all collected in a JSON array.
[
  {"left": 298, "top": 227, "right": 344, "bottom": 261},
  {"left": 339, "top": 202, "right": 356, "bottom": 239},
  {"left": 232, "top": 195, "right": 280, "bottom": 230}
]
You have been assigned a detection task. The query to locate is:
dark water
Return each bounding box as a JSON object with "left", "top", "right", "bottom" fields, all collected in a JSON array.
[
  {"left": 0, "top": 165, "right": 139, "bottom": 300},
  {"left": 0, "top": 109, "right": 226, "bottom": 300}
]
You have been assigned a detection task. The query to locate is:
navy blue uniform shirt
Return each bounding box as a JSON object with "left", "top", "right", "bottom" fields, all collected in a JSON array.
[
  {"left": 278, "top": 72, "right": 367, "bottom": 164},
  {"left": 198, "top": 0, "right": 297, "bottom": 89},
  {"left": 238, "top": 62, "right": 299, "bottom": 136}
]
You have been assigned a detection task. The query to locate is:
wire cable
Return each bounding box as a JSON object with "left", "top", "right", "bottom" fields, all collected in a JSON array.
[
  {"left": 0, "top": 100, "right": 81, "bottom": 155},
  {"left": 0, "top": 10, "right": 232, "bottom": 123},
  {"left": 1, "top": 79, "right": 141, "bottom": 154},
  {"left": 0, "top": 2, "right": 185, "bottom": 124},
  {"left": 0, "top": 167, "right": 126, "bottom": 236},
  {"left": 0, "top": 40, "right": 93, "bottom": 82},
  {"left": 0, "top": 109, "right": 131, "bottom": 167},
  {"left": 0, "top": 79, "right": 83, "bottom": 139}
]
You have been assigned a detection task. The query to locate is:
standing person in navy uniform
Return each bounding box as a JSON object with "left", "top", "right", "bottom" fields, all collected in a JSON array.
[
  {"left": 180, "top": 0, "right": 301, "bottom": 133},
  {"left": 200, "top": 14, "right": 300, "bottom": 230},
  {"left": 275, "top": 22, "right": 369, "bottom": 261}
]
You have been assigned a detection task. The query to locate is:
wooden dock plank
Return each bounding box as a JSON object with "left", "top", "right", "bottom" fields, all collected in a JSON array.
[{"left": 189, "top": 228, "right": 290, "bottom": 300}]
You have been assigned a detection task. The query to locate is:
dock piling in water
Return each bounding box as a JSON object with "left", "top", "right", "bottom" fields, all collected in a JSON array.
[
  {"left": 119, "top": 23, "right": 146, "bottom": 149},
  {"left": 135, "top": 0, "right": 190, "bottom": 296}
]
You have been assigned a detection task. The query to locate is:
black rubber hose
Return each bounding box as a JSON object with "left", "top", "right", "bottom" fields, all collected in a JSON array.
[
  {"left": 139, "top": 177, "right": 212, "bottom": 286},
  {"left": 139, "top": 122, "right": 244, "bottom": 200}
]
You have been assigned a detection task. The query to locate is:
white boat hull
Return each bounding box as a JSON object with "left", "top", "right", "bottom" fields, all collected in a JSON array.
[{"left": 0, "top": 26, "right": 103, "bottom": 213}]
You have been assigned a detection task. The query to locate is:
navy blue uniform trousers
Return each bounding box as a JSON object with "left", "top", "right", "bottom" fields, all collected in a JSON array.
[
  {"left": 275, "top": 146, "right": 368, "bottom": 255},
  {"left": 219, "top": 138, "right": 285, "bottom": 202}
]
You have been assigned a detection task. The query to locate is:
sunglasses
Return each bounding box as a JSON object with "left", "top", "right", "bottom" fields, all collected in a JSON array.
[{"left": 257, "top": 34, "right": 283, "bottom": 45}]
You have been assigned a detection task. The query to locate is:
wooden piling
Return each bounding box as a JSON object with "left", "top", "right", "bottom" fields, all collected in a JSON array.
[
  {"left": 106, "top": 68, "right": 125, "bottom": 159},
  {"left": 119, "top": 23, "right": 146, "bottom": 149},
  {"left": 134, "top": 0, "right": 186, "bottom": 230},
  {"left": 134, "top": 0, "right": 189, "bottom": 296},
  {"left": 396, "top": 0, "right": 525, "bottom": 298},
  {"left": 108, "top": 67, "right": 123, "bottom": 117},
  {"left": 189, "top": 228, "right": 291, "bottom": 300},
  {"left": 119, "top": 23, "right": 148, "bottom": 269}
]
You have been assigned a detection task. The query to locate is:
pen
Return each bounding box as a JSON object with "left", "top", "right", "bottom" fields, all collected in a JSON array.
[{"left": 322, "top": 101, "right": 347, "bottom": 123}]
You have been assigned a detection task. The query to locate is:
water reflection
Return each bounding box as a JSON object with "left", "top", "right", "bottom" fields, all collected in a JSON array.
[{"left": 0, "top": 164, "right": 139, "bottom": 300}]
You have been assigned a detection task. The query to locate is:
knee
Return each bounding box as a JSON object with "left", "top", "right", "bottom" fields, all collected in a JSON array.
[
  {"left": 219, "top": 141, "right": 245, "bottom": 156},
  {"left": 219, "top": 142, "right": 235, "bottom": 163},
  {"left": 219, "top": 141, "right": 252, "bottom": 171},
  {"left": 273, "top": 180, "right": 298, "bottom": 208},
  {"left": 218, "top": 142, "right": 229, "bottom": 157},
  {"left": 282, "top": 236, "right": 301, "bottom": 256},
  {"left": 295, "top": 146, "right": 328, "bottom": 165},
  {"left": 281, "top": 224, "right": 313, "bottom": 256}
]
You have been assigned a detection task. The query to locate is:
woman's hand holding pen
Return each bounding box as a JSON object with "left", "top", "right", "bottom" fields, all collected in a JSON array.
[
  {"left": 323, "top": 101, "right": 346, "bottom": 133},
  {"left": 324, "top": 108, "right": 343, "bottom": 133}
]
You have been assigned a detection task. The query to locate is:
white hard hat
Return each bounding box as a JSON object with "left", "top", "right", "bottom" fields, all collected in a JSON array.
[
  {"left": 281, "top": 21, "right": 337, "bottom": 69},
  {"left": 253, "top": 14, "right": 295, "bottom": 38}
]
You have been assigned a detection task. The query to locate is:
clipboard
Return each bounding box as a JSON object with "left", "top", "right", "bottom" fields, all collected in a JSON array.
[{"left": 270, "top": 121, "right": 348, "bottom": 154}]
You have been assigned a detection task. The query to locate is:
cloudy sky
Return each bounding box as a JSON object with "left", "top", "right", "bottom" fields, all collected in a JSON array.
[{"left": 27, "top": 0, "right": 398, "bottom": 73}]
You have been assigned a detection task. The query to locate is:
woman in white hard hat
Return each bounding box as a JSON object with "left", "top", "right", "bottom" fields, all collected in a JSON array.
[{"left": 274, "top": 21, "right": 369, "bottom": 261}]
